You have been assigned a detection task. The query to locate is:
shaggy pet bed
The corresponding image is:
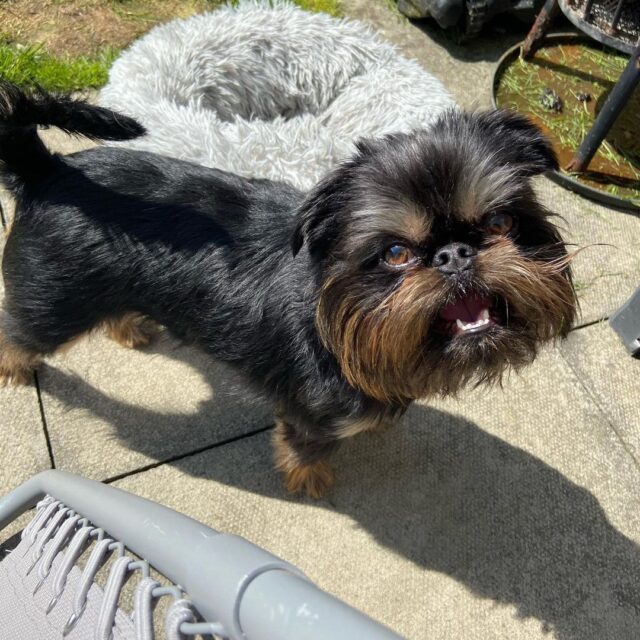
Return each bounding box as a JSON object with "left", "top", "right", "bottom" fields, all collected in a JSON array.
[{"left": 99, "top": 0, "right": 454, "bottom": 190}]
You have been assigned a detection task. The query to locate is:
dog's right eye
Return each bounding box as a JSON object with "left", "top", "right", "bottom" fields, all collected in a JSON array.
[
  {"left": 383, "top": 244, "right": 416, "bottom": 268},
  {"left": 483, "top": 212, "right": 515, "bottom": 235}
]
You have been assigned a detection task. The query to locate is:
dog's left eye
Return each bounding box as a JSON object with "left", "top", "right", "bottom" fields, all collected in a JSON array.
[
  {"left": 483, "top": 212, "right": 515, "bottom": 235},
  {"left": 383, "top": 244, "right": 416, "bottom": 267}
]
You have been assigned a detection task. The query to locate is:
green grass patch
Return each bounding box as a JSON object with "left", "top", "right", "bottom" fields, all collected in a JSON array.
[
  {"left": 223, "top": 0, "right": 342, "bottom": 16},
  {"left": 293, "top": 0, "right": 342, "bottom": 16},
  {"left": 0, "top": 43, "right": 118, "bottom": 92}
]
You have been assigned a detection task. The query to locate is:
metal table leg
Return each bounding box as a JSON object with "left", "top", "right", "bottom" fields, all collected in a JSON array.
[
  {"left": 566, "top": 40, "right": 640, "bottom": 172},
  {"left": 521, "top": 0, "right": 560, "bottom": 60}
]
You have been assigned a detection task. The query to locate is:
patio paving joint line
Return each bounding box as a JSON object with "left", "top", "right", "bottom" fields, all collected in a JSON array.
[
  {"left": 558, "top": 349, "right": 640, "bottom": 474},
  {"left": 102, "top": 423, "right": 274, "bottom": 485},
  {"left": 33, "top": 370, "right": 56, "bottom": 470}
]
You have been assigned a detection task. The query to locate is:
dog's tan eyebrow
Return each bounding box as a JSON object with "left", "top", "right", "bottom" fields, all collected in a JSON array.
[
  {"left": 398, "top": 205, "right": 432, "bottom": 243},
  {"left": 353, "top": 201, "right": 432, "bottom": 244}
]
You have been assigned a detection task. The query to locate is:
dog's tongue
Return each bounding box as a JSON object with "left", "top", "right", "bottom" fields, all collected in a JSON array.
[{"left": 439, "top": 294, "right": 491, "bottom": 322}]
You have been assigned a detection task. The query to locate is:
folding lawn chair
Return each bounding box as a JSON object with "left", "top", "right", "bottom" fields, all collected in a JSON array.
[
  {"left": 610, "top": 287, "right": 640, "bottom": 357},
  {"left": 0, "top": 470, "right": 402, "bottom": 639}
]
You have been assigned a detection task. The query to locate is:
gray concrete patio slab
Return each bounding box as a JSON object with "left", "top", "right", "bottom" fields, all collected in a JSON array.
[
  {"left": 39, "top": 123, "right": 99, "bottom": 156},
  {"left": 114, "top": 343, "right": 640, "bottom": 640},
  {"left": 0, "top": 383, "right": 50, "bottom": 492},
  {"left": 38, "top": 330, "right": 271, "bottom": 481},
  {"left": 560, "top": 321, "right": 640, "bottom": 465}
]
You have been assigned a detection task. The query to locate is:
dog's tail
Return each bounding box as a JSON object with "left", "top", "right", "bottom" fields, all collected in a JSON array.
[{"left": 0, "top": 80, "right": 145, "bottom": 187}]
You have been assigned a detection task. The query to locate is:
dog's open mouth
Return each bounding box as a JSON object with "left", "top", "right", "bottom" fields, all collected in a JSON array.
[{"left": 436, "top": 293, "right": 499, "bottom": 337}]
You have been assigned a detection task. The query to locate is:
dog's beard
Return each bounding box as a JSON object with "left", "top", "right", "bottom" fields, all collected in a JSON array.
[{"left": 317, "top": 236, "right": 577, "bottom": 405}]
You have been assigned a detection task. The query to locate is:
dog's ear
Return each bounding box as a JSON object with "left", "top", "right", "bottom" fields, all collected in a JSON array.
[
  {"left": 291, "top": 164, "right": 352, "bottom": 257},
  {"left": 477, "top": 109, "right": 558, "bottom": 176}
]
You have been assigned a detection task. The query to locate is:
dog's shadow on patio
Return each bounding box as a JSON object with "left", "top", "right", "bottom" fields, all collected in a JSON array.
[{"left": 39, "top": 334, "right": 640, "bottom": 640}]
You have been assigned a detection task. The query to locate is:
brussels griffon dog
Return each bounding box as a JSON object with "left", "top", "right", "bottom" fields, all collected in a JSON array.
[{"left": 0, "top": 83, "right": 577, "bottom": 497}]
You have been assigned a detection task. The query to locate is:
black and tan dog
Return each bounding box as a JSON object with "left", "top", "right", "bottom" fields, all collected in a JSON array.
[{"left": 0, "top": 82, "right": 577, "bottom": 497}]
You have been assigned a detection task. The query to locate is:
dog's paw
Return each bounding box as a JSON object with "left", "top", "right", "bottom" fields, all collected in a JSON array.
[
  {"left": 283, "top": 460, "right": 335, "bottom": 499},
  {"left": 0, "top": 367, "right": 33, "bottom": 386},
  {"left": 0, "top": 335, "right": 40, "bottom": 386},
  {"left": 104, "top": 314, "right": 158, "bottom": 349},
  {"left": 272, "top": 418, "right": 336, "bottom": 498}
]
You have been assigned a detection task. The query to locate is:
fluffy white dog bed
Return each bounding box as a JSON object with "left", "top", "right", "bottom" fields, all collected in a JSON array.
[{"left": 99, "top": 0, "right": 454, "bottom": 190}]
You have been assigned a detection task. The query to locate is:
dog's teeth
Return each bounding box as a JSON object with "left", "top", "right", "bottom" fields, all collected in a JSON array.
[{"left": 455, "top": 314, "right": 491, "bottom": 333}]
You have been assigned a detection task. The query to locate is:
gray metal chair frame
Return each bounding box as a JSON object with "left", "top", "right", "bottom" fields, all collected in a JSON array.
[
  {"left": 610, "top": 287, "right": 640, "bottom": 356},
  {"left": 0, "top": 470, "right": 403, "bottom": 640}
]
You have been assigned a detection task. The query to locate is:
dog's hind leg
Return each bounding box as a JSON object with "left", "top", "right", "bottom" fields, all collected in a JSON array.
[
  {"left": 0, "top": 294, "right": 104, "bottom": 384},
  {"left": 0, "top": 318, "right": 43, "bottom": 386},
  {"left": 103, "top": 313, "right": 159, "bottom": 350}
]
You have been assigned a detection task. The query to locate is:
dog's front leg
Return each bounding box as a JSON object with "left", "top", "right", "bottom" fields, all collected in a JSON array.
[{"left": 272, "top": 416, "right": 337, "bottom": 499}]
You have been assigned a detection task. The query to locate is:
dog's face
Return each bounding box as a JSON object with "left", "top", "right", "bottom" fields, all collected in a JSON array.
[{"left": 292, "top": 109, "right": 578, "bottom": 404}]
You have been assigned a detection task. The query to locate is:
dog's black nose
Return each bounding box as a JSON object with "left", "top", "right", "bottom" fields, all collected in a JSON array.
[{"left": 432, "top": 242, "right": 476, "bottom": 274}]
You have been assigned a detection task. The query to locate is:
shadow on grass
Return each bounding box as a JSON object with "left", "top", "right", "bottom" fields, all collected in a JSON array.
[{"left": 38, "top": 333, "right": 640, "bottom": 640}]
